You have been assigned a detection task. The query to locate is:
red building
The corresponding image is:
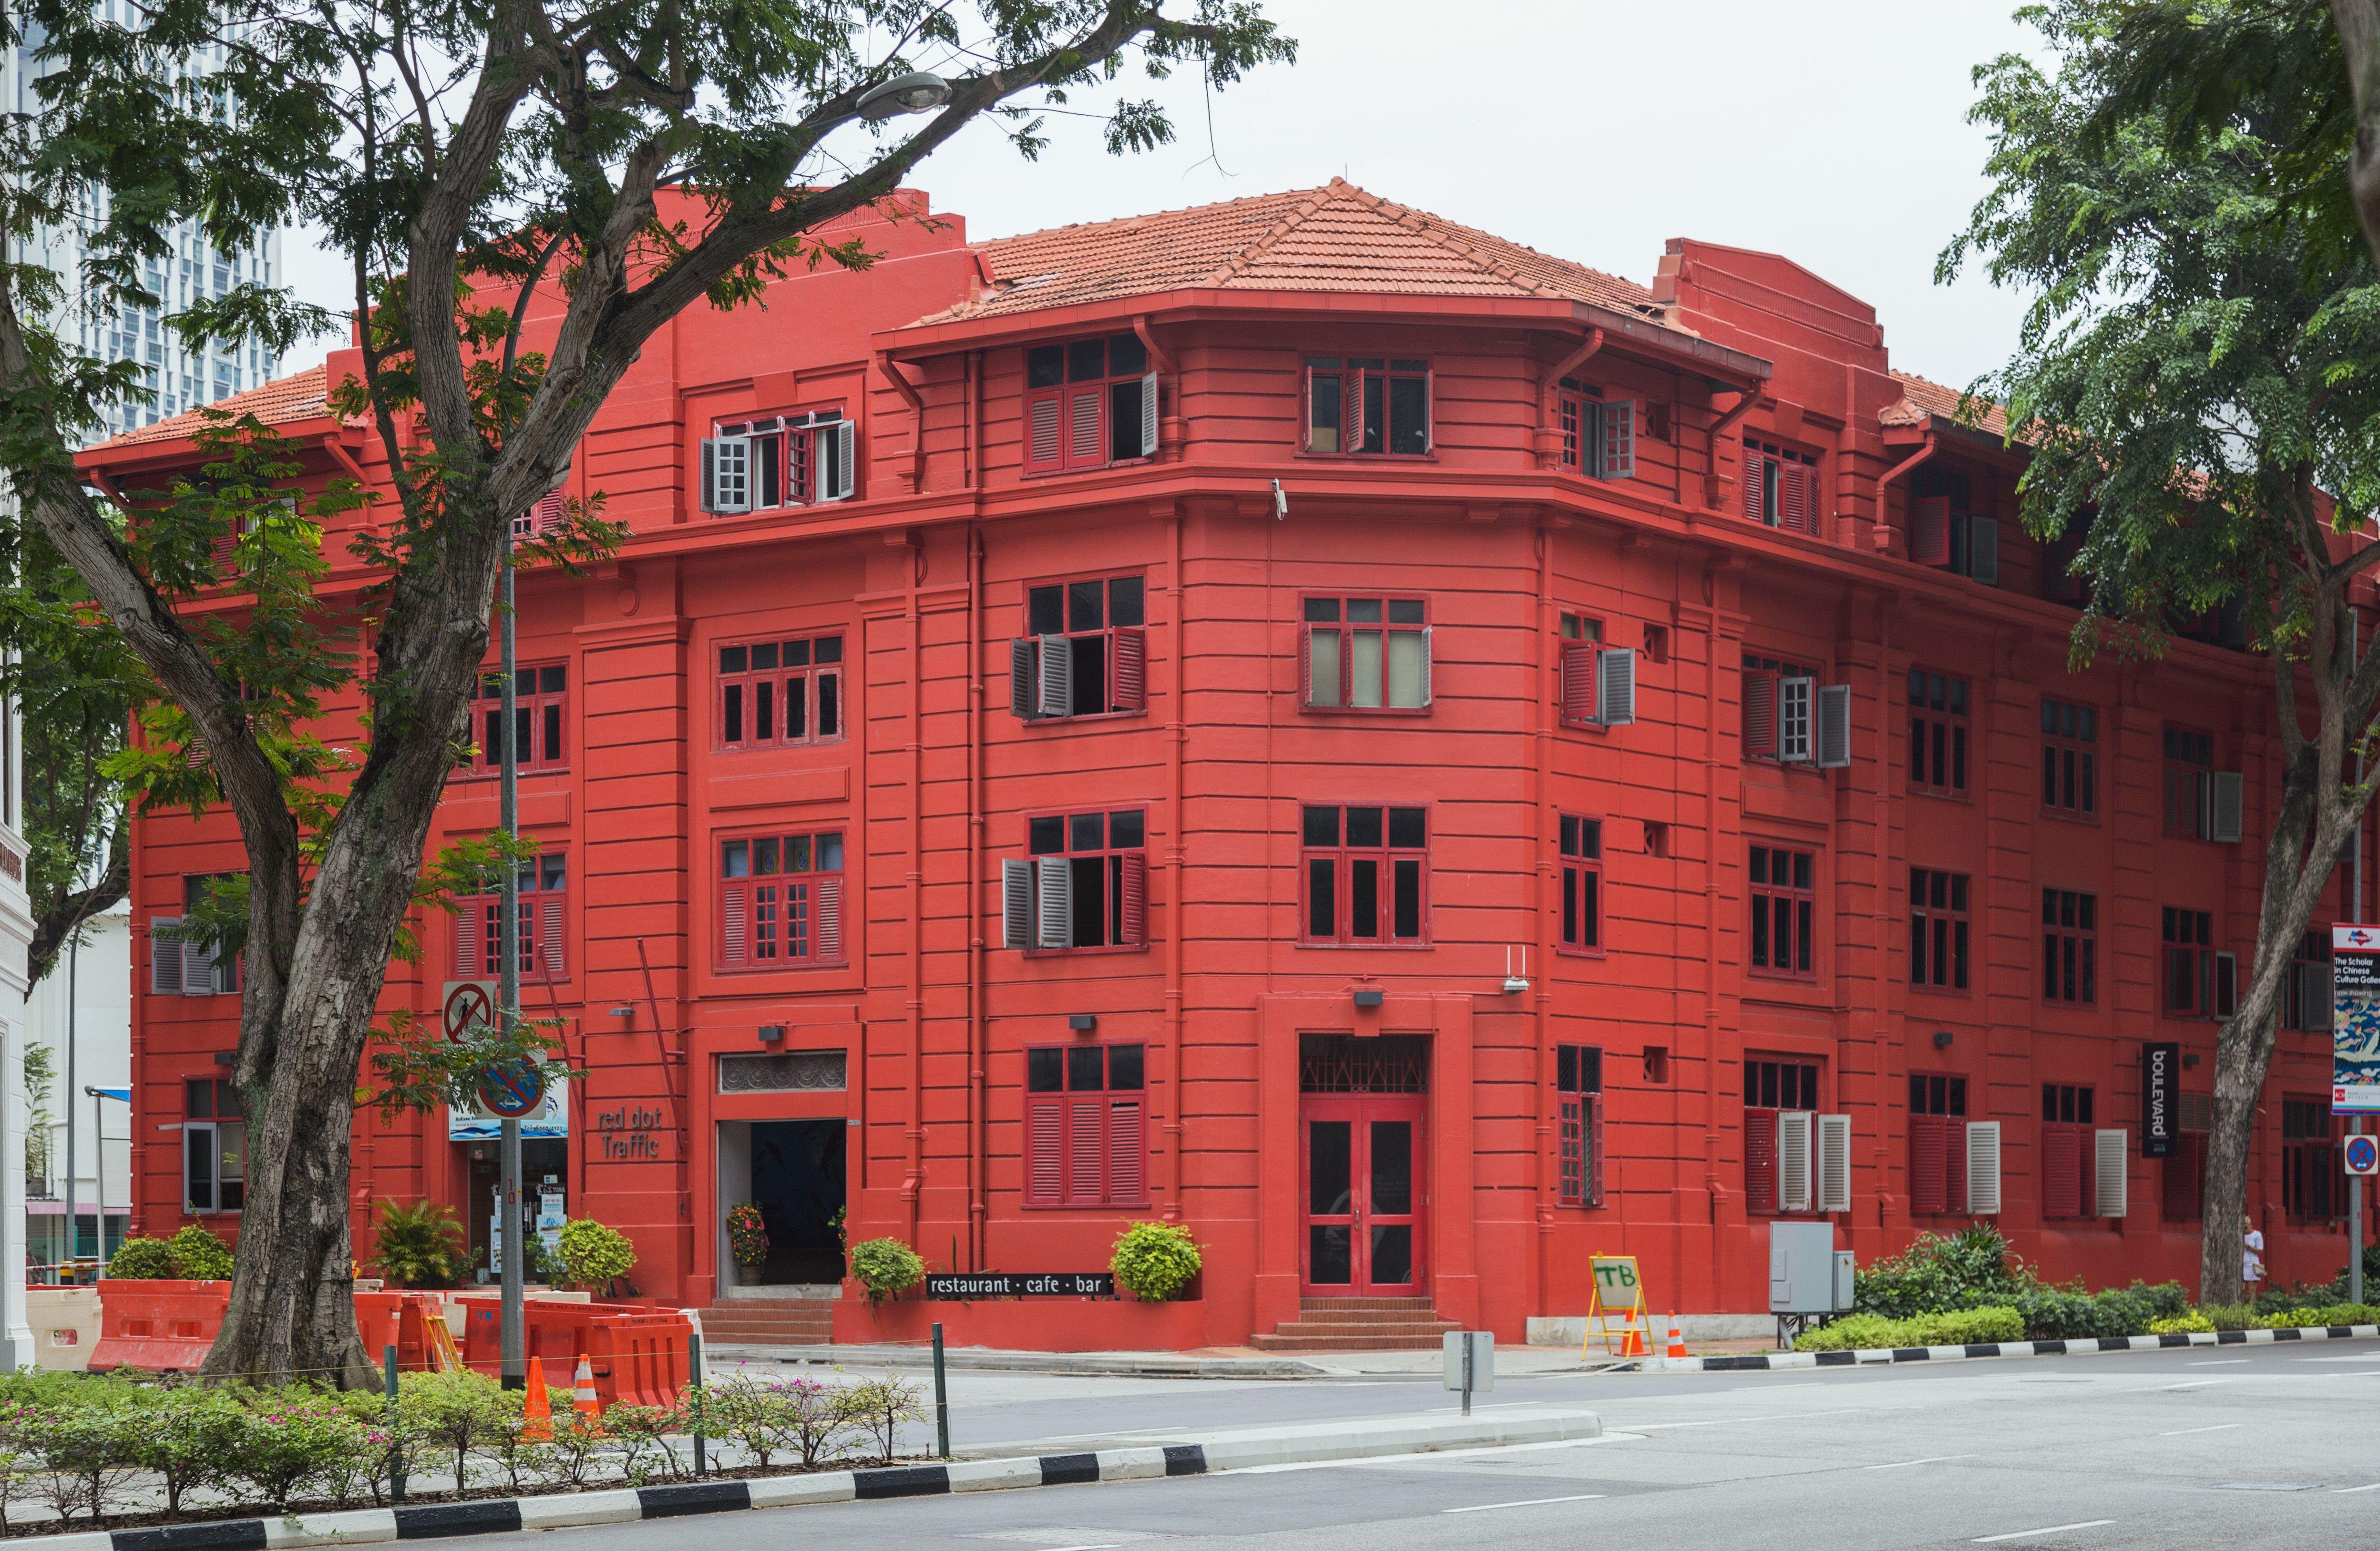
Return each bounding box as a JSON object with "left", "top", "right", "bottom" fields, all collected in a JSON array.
[{"left": 92, "top": 180, "right": 2369, "bottom": 1349}]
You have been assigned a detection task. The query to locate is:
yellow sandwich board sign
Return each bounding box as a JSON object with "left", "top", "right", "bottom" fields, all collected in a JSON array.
[{"left": 1584, "top": 1254, "right": 1648, "bottom": 1356}]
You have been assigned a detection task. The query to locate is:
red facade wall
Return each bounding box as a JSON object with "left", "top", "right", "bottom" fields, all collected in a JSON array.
[{"left": 101, "top": 188, "right": 2366, "bottom": 1344}]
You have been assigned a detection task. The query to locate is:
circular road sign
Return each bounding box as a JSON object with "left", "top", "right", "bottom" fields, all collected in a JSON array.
[
  {"left": 442, "top": 981, "right": 495, "bottom": 1041},
  {"left": 2348, "top": 1134, "right": 2380, "bottom": 1177},
  {"left": 478, "top": 1061, "right": 546, "bottom": 1119}
]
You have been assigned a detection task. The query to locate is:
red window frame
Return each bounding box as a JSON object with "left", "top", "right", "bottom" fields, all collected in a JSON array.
[
  {"left": 1907, "top": 1074, "right": 1969, "bottom": 1216},
  {"left": 2162, "top": 907, "right": 2223, "bottom": 1016},
  {"left": 1559, "top": 613, "right": 1604, "bottom": 729},
  {"left": 1741, "top": 652, "right": 1816, "bottom": 764},
  {"left": 1023, "top": 1042, "right": 1148, "bottom": 1207},
  {"left": 1301, "top": 595, "right": 1430, "bottom": 713},
  {"left": 1021, "top": 571, "right": 1147, "bottom": 720},
  {"left": 1748, "top": 844, "right": 1815, "bottom": 980},
  {"left": 1742, "top": 437, "right": 1822, "bottom": 535},
  {"left": 1908, "top": 669, "right": 1969, "bottom": 796},
  {"left": 718, "top": 632, "right": 845, "bottom": 751},
  {"left": 717, "top": 830, "right": 846, "bottom": 971},
  {"left": 1023, "top": 335, "right": 1154, "bottom": 476},
  {"left": 1558, "top": 814, "right": 1602, "bottom": 955},
  {"left": 1557, "top": 1044, "right": 1603, "bottom": 1206},
  {"left": 1300, "top": 804, "right": 1430, "bottom": 946},
  {"left": 1909, "top": 867, "right": 1970, "bottom": 993},
  {"left": 2163, "top": 725, "right": 2216, "bottom": 839},
  {"left": 2042, "top": 888, "right": 2097, "bottom": 1005},
  {"left": 1744, "top": 1058, "right": 1821, "bottom": 1216},
  {"left": 2041, "top": 1083, "right": 2096, "bottom": 1219},
  {"left": 2042, "top": 697, "right": 2098, "bottom": 819},
  {"left": 462, "top": 663, "right": 567, "bottom": 776},
  {"left": 709, "top": 407, "right": 851, "bottom": 510},
  {"left": 453, "top": 853, "right": 569, "bottom": 983},
  {"left": 1304, "top": 357, "right": 1432, "bottom": 457},
  {"left": 2283, "top": 1098, "right": 2341, "bottom": 1223},
  {"left": 1023, "top": 808, "right": 1149, "bottom": 953}
]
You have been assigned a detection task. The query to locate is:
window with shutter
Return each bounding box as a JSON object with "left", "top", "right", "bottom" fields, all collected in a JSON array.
[
  {"left": 707, "top": 409, "right": 846, "bottom": 512},
  {"left": 1966, "top": 1121, "right": 2002, "bottom": 1214},
  {"left": 1816, "top": 683, "right": 1852, "bottom": 768},
  {"left": 1306, "top": 357, "right": 1430, "bottom": 455},
  {"left": 1300, "top": 804, "right": 1430, "bottom": 945},
  {"left": 1744, "top": 1059, "right": 1820, "bottom": 1215},
  {"left": 1741, "top": 653, "right": 1813, "bottom": 764},
  {"left": 1817, "top": 1114, "right": 1852, "bottom": 1213},
  {"left": 1559, "top": 640, "right": 1598, "bottom": 728},
  {"left": 1741, "top": 438, "right": 1820, "bottom": 531},
  {"left": 2041, "top": 1083, "right": 2097, "bottom": 1219},
  {"left": 1023, "top": 1043, "right": 1148, "bottom": 1206},
  {"left": 2163, "top": 726, "right": 2220, "bottom": 839},
  {"left": 1598, "top": 400, "right": 1634, "bottom": 480},
  {"left": 1014, "top": 574, "right": 1146, "bottom": 719},
  {"left": 716, "top": 633, "right": 845, "bottom": 751},
  {"left": 150, "top": 917, "right": 186, "bottom": 996},
  {"left": 454, "top": 854, "right": 568, "bottom": 981},
  {"left": 1744, "top": 1107, "right": 1779, "bottom": 1216},
  {"left": 1598, "top": 648, "right": 1637, "bottom": 728},
  {"left": 1014, "top": 809, "right": 1149, "bottom": 952},
  {"left": 1023, "top": 334, "right": 1156, "bottom": 472},
  {"left": 717, "top": 832, "right": 847, "bottom": 970},
  {"left": 1302, "top": 596, "right": 1430, "bottom": 712},
  {"left": 1909, "top": 495, "right": 1951, "bottom": 566}
]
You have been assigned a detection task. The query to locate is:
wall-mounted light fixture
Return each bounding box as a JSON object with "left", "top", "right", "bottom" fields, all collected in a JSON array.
[
  {"left": 1069, "top": 1014, "right": 1098, "bottom": 1033},
  {"left": 213, "top": 1051, "right": 235, "bottom": 1066},
  {"left": 607, "top": 1006, "right": 635, "bottom": 1021},
  {"left": 758, "top": 1024, "right": 786, "bottom": 1044},
  {"left": 2184, "top": 1052, "right": 2201, "bottom": 1068},
  {"left": 1352, "top": 988, "right": 1385, "bottom": 1009},
  {"left": 1933, "top": 1030, "right": 1955, "bottom": 1049},
  {"left": 1502, "top": 946, "right": 1530, "bottom": 996}
]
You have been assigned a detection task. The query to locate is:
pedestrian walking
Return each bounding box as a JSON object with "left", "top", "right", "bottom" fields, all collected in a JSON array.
[{"left": 2243, "top": 1213, "right": 2266, "bottom": 1294}]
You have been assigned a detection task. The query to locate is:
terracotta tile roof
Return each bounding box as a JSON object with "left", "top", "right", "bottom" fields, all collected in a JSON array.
[
  {"left": 88, "top": 364, "right": 333, "bottom": 452},
  {"left": 1885, "top": 369, "right": 2011, "bottom": 439},
  {"left": 911, "top": 178, "right": 1665, "bottom": 327}
]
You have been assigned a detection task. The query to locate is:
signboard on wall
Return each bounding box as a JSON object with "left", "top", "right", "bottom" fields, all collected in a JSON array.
[
  {"left": 2334, "top": 925, "right": 2380, "bottom": 1113},
  {"left": 2141, "top": 1041, "right": 2180, "bottom": 1158}
]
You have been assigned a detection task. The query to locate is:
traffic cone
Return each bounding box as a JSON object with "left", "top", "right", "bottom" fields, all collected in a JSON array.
[
  {"left": 1665, "top": 1314, "right": 1688, "bottom": 1359},
  {"left": 522, "top": 1356, "right": 554, "bottom": 1441},
  {"left": 1620, "top": 1306, "right": 1645, "bottom": 1357},
  {"left": 572, "top": 1354, "right": 603, "bottom": 1431}
]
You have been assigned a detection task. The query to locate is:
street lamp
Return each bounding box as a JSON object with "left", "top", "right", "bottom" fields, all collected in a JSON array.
[
  {"left": 854, "top": 71, "right": 951, "bottom": 121},
  {"left": 82, "top": 1087, "right": 128, "bottom": 1271}
]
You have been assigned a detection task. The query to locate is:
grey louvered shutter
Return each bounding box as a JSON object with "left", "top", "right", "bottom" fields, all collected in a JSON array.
[
  {"left": 150, "top": 918, "right": 185, "bottom": 995},
  {"left": 699, "top": 439, "right": 717, "bottom": 512},
  {"left": 1036, "top": 856, "right": 1071, "bottom": 949},
  {"left": 2209, "top": 772, "right": 2244, "bottom": 843},
  {"left": 1037, "top": 633, "right": 1072, "bottom": 718},
  {"left": 1966, "top": 1122, "right": 2002, "bottom": 1215},
  {"left": 1597, "top": 648, "right": 1636, "bottom": 727},
  {"left": 829, "top": 420, "right": 856, "bottom": 500},
  {"left": 1001, "top": 860, "right": 1033, "bottom": 949},
  {"left": 1817, "top": 1114, "right": 1852, "bottom": 1213},
  {"left": 1139, "top": 372, "right": 1159, "bottom": 457},
  {"left": 184, "top": 931, "right": 217, "bottom": 996},
  {"left": 2094, "top": 1129, "right": 2129, "bottom": 1218},
  {"left": 1417, "top": 626, "right": 1434, "bottom": 708},
  {"left": 1778, "top": 1111, "right": 1814, "bottom": 1213},
  {"left": 1968, "top": 516, "right": 2000, "bottom": 585},
  {"left": 1008, "top": 638, "right": 1038, "bottom": 720},
  {"left": 1817, "top": 684, "right": 1853, "bottom": 768},
  {"left": 1779, "top": 677, "right": 1816, "bottom": 764}
]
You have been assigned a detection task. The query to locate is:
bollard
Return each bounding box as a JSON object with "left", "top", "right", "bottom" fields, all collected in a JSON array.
[
  {"left": 932, "top": 1322, "right": 950, "bottom": 1459},
  {"left": 688, "top": 1332, "right": 706, "bottom": 1478},
  {"left": 384, "top": 1343, "right": 405, "bottom": 1503}
]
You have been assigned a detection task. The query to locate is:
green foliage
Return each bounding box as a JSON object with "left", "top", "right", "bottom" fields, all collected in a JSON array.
[
  {"left": 397, "top": 1370, "right": 507, "bottom": 1491},
  {"left": 846, "top": 1237, "right": 924, "bottom": 1307},
  {"left": 218, "top": 1391, "right": 380, "bottom": 1510},
  {"left": 1793, "top": 1306, "right": 2024, "bottom": 1352},
  {"left": 2149, "top": 1312, "right": 2215, "bottom": 1335},
  {"left": 372, "top": 1201, "right": 471, "bottom": 1289},
  {"left": 841, "top": 1375, "right": 926, "bottom": 1464},
  {"left": 1852, "top": 1225, "right": 2032, "bottom": 1318},
  {"left": 704, "top": 1373, "right": 854, "bottom": 1469},
  {"left": 554, "top": 1219, "right": 637, "bottom": 1292},
  {"left": 1110, "top": 1221, "right": 1202, "bottom": 1302},
  {"left": 726, "top": 1203, "right": 770, "bottom": 1267},
  {"left": 165, "top": 1224, "right": 234, "bottom": 1281},
  {"left": 103, "top": 1237, "right": 179, "bottom": 1280}
]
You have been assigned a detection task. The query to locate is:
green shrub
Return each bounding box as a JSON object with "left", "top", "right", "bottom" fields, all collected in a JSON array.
[
  {"left": 1110, "top": 1222, "right": 1201, "bottom": 1302},
  {"left": 847, "top": 1237, "right": 925, "bottom": 1306},
  {"left": 103, "top": 1238, "right": 179, "bottom": 1280},
  {"left": 166, "top": 1224, "right": 235, "bottom": 1280},
  {"left": 2198, "top": 1303, "right": 2255, "bottom": 1331},
  {"left": 373, "top": 1201, "right": 471, "bottom": 1289},
  {"left": 2148, "top": 1312, "right": 2213, "bottom": 1335},
  {"left": 842, "top": 1374, "right": 926, "bottom": 1464},
  {"left": 554, "top": 1219, "right": 637, "bottom": 1292},
  {"left": 1853, "top": 1225, "right": 2032, "bottom": 1319},
  {"left": 1792, "top": 1306, "right": 2022, "bottom": 1352},
  {"left": 219, "top": 1392, "right": 377, "bottom": 1510},
  {"left": 2279, "top": 1302, "right": 2380, "bottom": 1328}
]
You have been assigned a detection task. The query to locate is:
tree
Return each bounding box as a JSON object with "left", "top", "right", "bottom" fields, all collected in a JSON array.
[
  {"left": 0, "top": 0, "right": 1292, "bottom": 1385},
  {"left": 1946, "top": 0, "right": 2380, "bottom": 1305}
]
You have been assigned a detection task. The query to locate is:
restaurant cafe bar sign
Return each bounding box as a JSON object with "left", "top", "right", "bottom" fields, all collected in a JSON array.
[{"left": 924, "top": 1272, "right": 1117, "bottom": 1298}]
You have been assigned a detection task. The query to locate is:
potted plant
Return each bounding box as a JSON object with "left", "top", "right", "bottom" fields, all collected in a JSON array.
[
  {"left": 1110, "top": 1221, "right": 1202, "bottom": 1302},
  {"left": 726, "top": 1203, "right": 769, "bottom": 1286}
]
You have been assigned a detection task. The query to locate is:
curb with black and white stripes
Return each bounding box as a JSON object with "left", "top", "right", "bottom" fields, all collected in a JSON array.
[
  {"left": 1636, "top": 1321, "right": 2380, "bottom": 1372},
  {"left": 50, "top": 1410, "right": 1607, "bottom": 1550}
]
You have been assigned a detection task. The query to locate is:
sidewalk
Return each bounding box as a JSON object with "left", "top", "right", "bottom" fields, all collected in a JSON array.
[{"left": 703, "top": 1339, "right": 1775, "bottom": 1377}]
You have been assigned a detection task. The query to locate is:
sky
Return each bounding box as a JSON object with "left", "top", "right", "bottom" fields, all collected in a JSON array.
[{"left": 277, "top": 0, "right": 2045, "bottom": 389}]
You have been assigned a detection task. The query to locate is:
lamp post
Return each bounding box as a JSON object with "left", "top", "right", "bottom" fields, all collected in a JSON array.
[
  {"left": 82, "top": 1087, "right": 127, "bottom": 1269},
  {"left": 498, "top": 521, "right": 524, "bottom": 1388}
]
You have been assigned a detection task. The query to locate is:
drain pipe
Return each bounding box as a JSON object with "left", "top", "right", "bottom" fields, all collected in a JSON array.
[
  {"left": 1873, "top": 434, "right": 1937, "bottom": 554},
  {"left": 1536, "top": 329, "right": 1605, "bottom": 469},
  {"left": 1702, "top": 388, "right": 1763, "bottom": 510}
]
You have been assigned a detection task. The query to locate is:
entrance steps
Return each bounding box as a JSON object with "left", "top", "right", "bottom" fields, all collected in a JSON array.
[
  {"left": 697, "top": 1297, "right": 836, "bottom": 1346},
  {"left": 1250, "top": 1296, "right": 1459, "bottom": 1352}
]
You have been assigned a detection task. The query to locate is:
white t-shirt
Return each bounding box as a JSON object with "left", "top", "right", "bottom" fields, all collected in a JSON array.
[{"left": 2244, "top": 1227, "right": 2266, "bottom": 1283}]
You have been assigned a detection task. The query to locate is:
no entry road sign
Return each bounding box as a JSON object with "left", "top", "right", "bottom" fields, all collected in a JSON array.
[
  {"left": 477, "top": 1060, "right": 545, "bottom": 1119},
  {"left": 2348, "top": 1134, "right": 2380, "bottom": 1177}
]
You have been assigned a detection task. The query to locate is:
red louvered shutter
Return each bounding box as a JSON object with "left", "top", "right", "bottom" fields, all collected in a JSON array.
[
  {"left": 1745, "top": 1108, "right": 1779, "bottom": 1215},
  {"left": 454, "top": 896, "right": 484, "bottom": 978},
  {"left": 1068, "top": 388, "right": 1103, "bottom": 467},
  {"left": 1343, "top": 369, "right": 1365, "bottom": 452},
  {"left": 1909, "top": 1115, "right": 1946, "bottom": 1215},
  {"left": 1741, "top": 445, "right": 1765, "bottom": 521},
  {"left": 1300, "top": 625, "right": 1316, "bottom": 706},
  {"left": 1068, "top": 1096, "right": 1105, "bottom": 1204},
  {"left": 1743, "top": 671, "right": 1777, "bottom": 758},
  {"left": 720, "top": 881, "right": 749, "bottom": 967},
  {"left": 1026, "top": 1100, "right": 1063, "bottom": 1204},
  {"left": 1120, "top": 853, "right": 1147, "bottom": 948},
  {"left": 2044, "top": 1124, "right": 2082, "bottom": 1218},
  {"left": 539, "top": 893, "right": 565, "bottom": 980},
  {"left": 1559, "top": 639, "right": 1598, "bottom": 726},
  {"left": 1110, "top": 627, "right": 1146, "bottom": 711},
  {"left": 1910, "top": 496, "right": 1952, "bottom": 566},
  {"left": 1946, "top": 1116, "right": 1969, "bottom": 1216},
  {"left": 813, "top": 876, "right": 843, "bottom": 961},
  {"left": 1025, "top": 393, "right": 1063, "bottom": 474},
  {"left": 1780, "top": 461, "right": 1805, "bottom": 533},
  {"left": 1587, "top": 1092, "right": 1605, "bottom": 1207},
  {"left": 213, "top": 530, "right": 239, "bottom": 574},
  {"left": 1107, "top": 1097, "right": 1144, "bottom": 1203}
]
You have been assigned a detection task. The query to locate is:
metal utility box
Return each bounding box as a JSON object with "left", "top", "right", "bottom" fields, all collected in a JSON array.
[
  {"left": 1834, "top": 1250, "right": 1857, "bottom": 1313},
  {"left": 1769, "top": 1221, "right": 1839, "bottom": 1314}
]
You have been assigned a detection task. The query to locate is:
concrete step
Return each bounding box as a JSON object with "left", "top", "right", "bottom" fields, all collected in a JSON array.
[
  {"left": 1261, "top": 1321, "right": 1459, "bottom": 1341},
  {"left": 1249, "top": 1331, "right": 1452, "bottom": 1352},
  {"left": 697, "top": 1303, "right": 835, "bottom": 1344},
  {"left": 1296, "top": 1296, "right": 1438, "bottom": 1311}
]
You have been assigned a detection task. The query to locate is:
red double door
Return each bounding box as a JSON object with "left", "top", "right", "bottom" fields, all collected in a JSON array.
[{"left": 1301, "top": 1095, "right": 1426, "bottom": 1295}]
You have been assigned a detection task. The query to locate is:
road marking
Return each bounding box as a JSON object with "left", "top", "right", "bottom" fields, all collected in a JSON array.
[
  {"left": 1865, "top": 1454, "right": 1978, "bottom": 1470},
  {"left": 1972, "top": 1521, "right": 2116, "bottom": 1543},
  {"left": 2186, "top": 1359, "right": 2249, "bottom": 1366},
  {"left": 2158, "top": 1380, "right": 2231, "bottom": 1390},
  {"left": 1228, "top": 1435, "right": 1630, "bottom": 1476},
  {"left": 2332, "top": 1483, "right": 2380, "bottom": 1494},
  {"left": 1624, "top": 1408, "right": 1871, "bottom": 1431},
  {"left": 2159, "top": 1424, "right": 2243, "bottom": 1437},
  {"left": 1441, "top": 1494, "right": 1607, "bottom": 1514}
]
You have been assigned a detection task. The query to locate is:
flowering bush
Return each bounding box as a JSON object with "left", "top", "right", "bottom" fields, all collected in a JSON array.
[
  {"left": 706, "top": 1373, "right": 855, "bottom": 1468},
  {"left": 221, "top": 1393, "right": 380, "bottom": 1510},
  {"left": 726, "top": 1204, "right": 770, "bottom": 1268}
]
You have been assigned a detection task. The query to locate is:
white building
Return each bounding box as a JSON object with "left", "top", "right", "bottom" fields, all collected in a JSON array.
[
  {"left": 23, "top": 901, "right": 130, "bottom": 1269},
  {"left": 0, "top": 679, "right": 31, "bottom": 1367}
]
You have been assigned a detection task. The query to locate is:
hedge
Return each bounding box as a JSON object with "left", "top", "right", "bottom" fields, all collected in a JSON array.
[{"left": 1792, "top": 1306, "right": 2023, "bottom": 1352}]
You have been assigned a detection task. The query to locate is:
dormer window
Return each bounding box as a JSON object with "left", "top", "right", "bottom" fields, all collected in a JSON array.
[
  {"left": 1306, "top": 357, "right": 1430, "bottom": 455},
  {"left": 1024, "top": 334, "right": 1157, "bottom": 474},
  {"left": 700, "top": 408, "right": 853, "bottom": 514}
]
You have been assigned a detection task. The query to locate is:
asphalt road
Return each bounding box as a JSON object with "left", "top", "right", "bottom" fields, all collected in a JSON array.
[{"left": 521, "top": 1342, "right": 2380, "bottom": 1550}]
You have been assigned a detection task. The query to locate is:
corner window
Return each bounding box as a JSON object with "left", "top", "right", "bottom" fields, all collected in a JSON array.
[
  {"left": 1909, "top": 465, "right": 1998, "bottom": 583},
  {"left": 1557, "top": 1045, "right": 1602, "bottom": 1206},
  {"left": 1301, "top": 804, "right": 1428, "bottom": 945},
  {"left": 1024, "top": 1042, "right": 1146, "bottom": 1206},
  {"left": 1556, "top": 383, "right": 1635, "bottom": 480},
  {"left": 718, "top": 633, "right": 844, "bottom": 750},
  {"left": 1305, "top": 357, "right": 1430, "bottom": 456},
  {"left": 717, "top": 831, "right": 846, "bottom": 970},
  {"left": 2041, "top": 697, "right": 2097, "bottom": 818},
  {"left": 1303, "top": 596, "right": 1430, "bottom": 711},
  {"left": 700, "top": 408, "right": 852, "bottom": 513},
  {"left": 453, "top": 853, "right": 569, "bottom": 982},
  {"left": 463, "top": 664, "right": 567, "bottom": 775},
  {"left": 1743, "top": 438, "right": 1821, "bottom": 534},
  {"left": 1002, "top": 810, "right": 1149, "bottom": 952},
  {"left": 1024, "top": 334, "right": 1156, "bottom": 474},
  {"left": 1558, "top": 816, "right": 1601, "bottom": 954},
  {"left": 184, "top": 1078, "right": 246, "bottom": 1214},
  {"left": 1748, "top": 845, "right": 1815, "bottom": 979},
  {"left": 1010, "top": 573, "right": 1147, "bottom": 720}
]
